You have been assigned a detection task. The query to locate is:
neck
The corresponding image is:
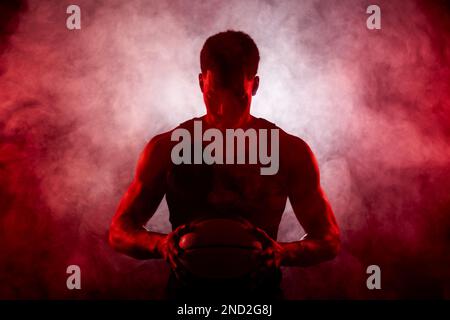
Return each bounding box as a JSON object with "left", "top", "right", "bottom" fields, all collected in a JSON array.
[{"left": 203, "top": 113, "right": 255, "bottom": 130}]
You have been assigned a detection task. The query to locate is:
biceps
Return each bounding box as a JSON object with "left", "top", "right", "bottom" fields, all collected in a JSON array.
[
  {"left": 289, "top": 187, "right": 338, "bottom": 239},
  {"left": 113, "top": 179, "right": 165, "bottom": 229}
]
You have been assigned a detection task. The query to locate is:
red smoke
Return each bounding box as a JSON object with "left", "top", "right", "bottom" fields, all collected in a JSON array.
[{"left": 0, "top": 0, "right": 449, "bottom": 298}]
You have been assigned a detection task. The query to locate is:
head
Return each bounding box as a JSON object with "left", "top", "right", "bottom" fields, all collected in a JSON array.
[{"left": 199, "top": 30, "right": 260, "bottom": 129}]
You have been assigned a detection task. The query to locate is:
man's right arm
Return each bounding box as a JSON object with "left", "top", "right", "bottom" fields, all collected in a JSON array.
[{"left": 108, "top": 133, "right": 170, "bottom": 260}]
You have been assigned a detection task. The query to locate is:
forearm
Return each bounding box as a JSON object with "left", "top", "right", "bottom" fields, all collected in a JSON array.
[
  {"left": 280, "top": 235, "right": 340, "bottom": 267},
  {"left": 109, "top": 224, "right": 167, "bottom": 260}
]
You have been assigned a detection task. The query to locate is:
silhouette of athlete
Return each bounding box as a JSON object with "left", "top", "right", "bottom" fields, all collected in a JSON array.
[{"left": 109, "top": 30, "right": 340, "bottom": 299}]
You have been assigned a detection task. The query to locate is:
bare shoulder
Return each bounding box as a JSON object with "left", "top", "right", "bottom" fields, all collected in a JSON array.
[
  {"left": 135, "top": 130, "right": 174, "bottom": 182},
  {"left": 283, "top": 132, "right": 309, "bottom": 150},
  {"left": 255, "top": 118, "right": 311, "bottom": 155},
  {"left": 279, "top": 130, "right": 315, "bottom": 163},
  {"left": 278, "top": 130, "right": 320, "bottom": 188},
  {"left": 139, "top": 117, "right": 201, "bottom": 165},
  {"left": 254, "top": 118, "right": 317, "bottom": 175},
  {"left": 141, "top": 130, "right": 173, "bottom": 160},
  {"left": 146, "top": 130, "right": 173, "bottom": 152}
]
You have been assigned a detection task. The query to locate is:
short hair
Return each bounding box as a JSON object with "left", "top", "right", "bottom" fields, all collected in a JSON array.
[{"left": 200, "top": 30, "right": 260, "bottom": 80}]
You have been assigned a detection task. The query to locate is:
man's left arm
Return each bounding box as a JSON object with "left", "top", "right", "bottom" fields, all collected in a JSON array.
[{"left": 279, "top": 137, "right": 340, "bottom": 267}]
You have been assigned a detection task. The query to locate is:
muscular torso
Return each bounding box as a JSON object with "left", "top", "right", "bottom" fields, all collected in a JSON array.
[
  {"left": 163, "top": 116, "right": 292, "bottom": 239},
  {"left": 111, "top": 114, "right": 339, "bottom": 273}
]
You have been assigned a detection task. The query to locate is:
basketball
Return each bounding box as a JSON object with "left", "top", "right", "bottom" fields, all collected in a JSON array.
[{"left": 177, "top": 218, "right": 263, "bottom": 279}]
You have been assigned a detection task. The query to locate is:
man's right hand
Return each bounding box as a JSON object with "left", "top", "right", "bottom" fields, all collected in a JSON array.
[{"left": 157, "top": 224, "right": 193, "bottom": 284}]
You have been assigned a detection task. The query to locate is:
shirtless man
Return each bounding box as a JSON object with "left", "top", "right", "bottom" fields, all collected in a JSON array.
[{"left": 109, "top": 30, "right": 340, "bottom": 299}]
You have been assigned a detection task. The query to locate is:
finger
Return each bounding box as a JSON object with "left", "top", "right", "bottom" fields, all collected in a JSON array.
[
  {"left": 266, "top": 259, "right": 275, "bottom": 268},
  {"left": 262, "top": 247, "right": 274, "bottom": 255},
  {"left": 165, "top": 246, "right": 180, "bottom": 268},
  {"left": 171, "top": 230, "right": 182, "bottom": 243},
  {"left": 234, "top": 216, "right": 253, "bottom": 229},
  {"left": 170, "top": 245, "right": 184, "bottom": 258},
  {"left": 170, "top": 226, "right": 185, "bottom": 243},
  {"left": 257, "top": 252, "right": 279, "bottom": 271},
  {"left": 166, "top": 240, "right": 178, "bottom": 254},
  {"left": 169, "top": 249, "right": 189, "bottom": 273},
  {"left": 172, "top": 224, "right": 192, "bottom": 248},
  {"left": 256, "top": 247, "right": 274, "bottom": 259},
  {"left": 168, "top": 254, "right": 188, "bottom": 281},
  {"left": 176, "top": 224, "right": 189, "bottom": 235},
  {"left": 257, "top": 251, "right": 274, "bottom": 264},
  {"left": 252, "top": 247, "right": 273, "bottom": 261},
  {"left": 252, "top": 227, "right": 275, "bottom": 248},
  {"left": 179, "top": 222, "right": 196, "bottom": 234},
  {"left": 166, "top": 245, "right": 177, "bottom": 264},
  {"left": 168, "top": 233, "right": 186, "bottom": 255},
  {"left": 254, "top": 226, "right": 270, "bottom": 238}
]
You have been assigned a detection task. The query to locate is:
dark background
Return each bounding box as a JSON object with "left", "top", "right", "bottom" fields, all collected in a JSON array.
[{"left": 0, "top": 0, "right": 449, "bottom": 299}]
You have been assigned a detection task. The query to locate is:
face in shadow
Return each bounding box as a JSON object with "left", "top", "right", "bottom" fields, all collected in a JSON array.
[{"left": 199, "top": 69, "right": 259, "bottom": 129}]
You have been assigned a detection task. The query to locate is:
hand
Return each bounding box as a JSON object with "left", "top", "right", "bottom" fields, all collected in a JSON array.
[
  {"left": 249, "top": 226, "right": 285, "bottom": 287},
  {"left": 251, "top": 226, "right": 284, "bottom": 269},
  {"left": 234, "top": 218, "right": 284, "bottom": 269},
  {"left": 158, "top": 224, "right": 193, "bottom": 284}
]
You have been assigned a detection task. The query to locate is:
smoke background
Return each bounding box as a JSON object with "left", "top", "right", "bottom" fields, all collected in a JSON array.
[{"left": 0, "top": 0, "right": 449, "bottom": 299}]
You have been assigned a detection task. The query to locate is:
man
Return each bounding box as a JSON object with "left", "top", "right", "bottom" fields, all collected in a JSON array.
[{"left": 109, "top": 30, "right": 340, "bottom": 299}]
